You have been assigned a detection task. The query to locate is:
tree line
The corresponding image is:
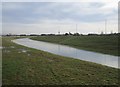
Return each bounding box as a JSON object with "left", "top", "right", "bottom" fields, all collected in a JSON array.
[{"left": 2, "top": 32, "right": 120, "bottom": 37}]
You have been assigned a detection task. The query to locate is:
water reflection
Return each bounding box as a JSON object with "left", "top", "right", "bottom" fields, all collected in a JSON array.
[{"left": 13, "top": 38, "right": 119, "bottom": 68}]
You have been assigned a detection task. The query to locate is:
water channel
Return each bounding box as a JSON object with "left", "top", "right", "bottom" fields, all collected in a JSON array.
[{"left": 13, "top": 38, "right": 119, "bottom": 68}]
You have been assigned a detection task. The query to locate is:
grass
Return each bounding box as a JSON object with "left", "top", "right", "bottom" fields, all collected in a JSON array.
[
  {"left": 31, "top": 35, "right": 119, "bottom": 56},
  {"left": 2, "top": 36, "right": 119, "bottom": 85}
]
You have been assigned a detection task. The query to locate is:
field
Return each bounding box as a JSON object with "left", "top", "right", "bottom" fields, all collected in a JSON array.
[
  {"left": 2, "top": 36, "right": 119, "bottom": 85},
  {"left": 31, "top": 35, "right": 119, "bottom": 56}
]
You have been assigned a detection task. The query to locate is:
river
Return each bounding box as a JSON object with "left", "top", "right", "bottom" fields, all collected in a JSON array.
[{"left": 12, "top": 38, "right": 119, "bottom": 68}]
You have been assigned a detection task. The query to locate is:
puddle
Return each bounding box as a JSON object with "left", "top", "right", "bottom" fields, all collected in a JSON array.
[
  {"left": 10, "top": 46, "right": 15, "bottom": 48},
  {"left": 27, "top": 54, "right": 30, "bottom": 56},
  {"left": 19, "top": 49, "right": 30, "bottom": 53},
  {"left": 22, "top": 50, "right": 27, "bottom": 53}
]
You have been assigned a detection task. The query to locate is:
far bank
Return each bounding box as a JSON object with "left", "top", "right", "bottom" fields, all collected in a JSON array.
[{"left": 31, "top": 35, "right": 119, "bottom": 56}]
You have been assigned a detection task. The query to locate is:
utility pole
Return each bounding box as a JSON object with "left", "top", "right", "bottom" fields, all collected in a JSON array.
[
  {"left": 58, "top": 24, "right": 60, "bottom": 35},
  {"left": 58, "top": 30, "right": 60, "bottom": 35},
  {"left": 111, "top": 30, "right": 113, "bottom": 34},
  {"left": 76, "top": 24, "right": 77, "bottom": 33},
  {"left": 105, "top": 19, "right": 107, "bottom": 34}
]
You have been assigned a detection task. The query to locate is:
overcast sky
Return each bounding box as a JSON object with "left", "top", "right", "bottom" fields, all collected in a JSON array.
[{"left": 2, "top": 0, "right": 119, "bottom": 35}]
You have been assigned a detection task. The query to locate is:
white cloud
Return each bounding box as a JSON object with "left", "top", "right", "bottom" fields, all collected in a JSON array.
[
  {"left": 34, "top": 2, "right": 117, "bottom": 19},
  {"left": 2, "top": 2, "right": 25, "bottom": 11},
  {"left": 1, "top": 0, "right": 119, "bottom": 3},
  {"left": 2, "top": 1, "right": 118, "bottom": 34}
]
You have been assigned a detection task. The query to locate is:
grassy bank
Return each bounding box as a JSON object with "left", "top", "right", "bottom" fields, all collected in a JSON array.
[
  {"left": 2, "top": 36, "right": 118, "bottom": 85},
  {"left": 31, "top": 35, "right": 119, "bottom": 56}
]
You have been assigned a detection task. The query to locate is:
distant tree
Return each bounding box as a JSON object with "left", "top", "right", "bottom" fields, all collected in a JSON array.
[
  {"left": 20, "top": 34, "right": 26, "bottom": 36},
  {"left": 41, "top": 34, "right": 47, "bottom": 36},
  {"left": 48, "top": 34, "right": 55, "bottom": 36},
  {"left": 88, "top": 34, "right": 98, "bottom": 36},
  {"left": 69, "top": 32, "right": 73, "bottom": 35},
  {"left": 65, "top": 33, "right": 69, "bottom": 36},
  {"left": 73, "top": 33, "right": 79, "bottom": 36}
]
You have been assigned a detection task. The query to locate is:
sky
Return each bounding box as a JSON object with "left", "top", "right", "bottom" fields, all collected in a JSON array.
[{"left": 1, "top": 0, "right": 119, "bottom": 35}]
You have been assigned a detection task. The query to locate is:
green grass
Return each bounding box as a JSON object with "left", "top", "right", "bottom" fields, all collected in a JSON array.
[
  {"left": 2, "top": 36, "right": 119, "bottom": 85},
  {"left": 31, "top": 35, "right": 119, "bottom": 56}
]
